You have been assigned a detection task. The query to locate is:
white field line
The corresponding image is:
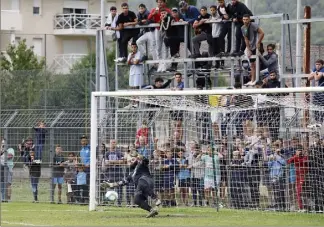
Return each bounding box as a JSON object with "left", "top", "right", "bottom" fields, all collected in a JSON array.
[{"left": 1, "top": 220, "right": 49, "bottom": 226}]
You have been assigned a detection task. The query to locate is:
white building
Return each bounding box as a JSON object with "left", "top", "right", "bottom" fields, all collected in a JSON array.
[{"left": 0, "top": 0, "right": 124, "bottom": 73}]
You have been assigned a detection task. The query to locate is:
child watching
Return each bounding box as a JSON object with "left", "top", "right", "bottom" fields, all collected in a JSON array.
[
  {"left": 64, "top": 152, "right": 77, "bottom": 204},
  {"left": 76, "top": 164, "right": 87, "bottom": 204}
]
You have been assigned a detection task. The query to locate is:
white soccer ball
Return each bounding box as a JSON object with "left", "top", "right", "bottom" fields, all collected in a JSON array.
[{"left": 105, "top": 190, "right": 118, "bottom": 201}]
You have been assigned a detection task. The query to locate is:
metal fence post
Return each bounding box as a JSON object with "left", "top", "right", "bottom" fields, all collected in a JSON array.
[{"left": 49, "top": 128, "right": 55, "bottom": 203}]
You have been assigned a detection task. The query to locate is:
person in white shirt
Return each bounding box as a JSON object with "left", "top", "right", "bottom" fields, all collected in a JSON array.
[
  {"left": 127, "top": 43, "right": 144, "bottom": 89},
  {"left": 105, "top": 6, "right": 120, "bottom": 41}
]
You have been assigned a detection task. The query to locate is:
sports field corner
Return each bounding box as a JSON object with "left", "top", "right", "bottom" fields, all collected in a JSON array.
[{"left": 1, "top": 202, "right": 324, "bottom": 226}]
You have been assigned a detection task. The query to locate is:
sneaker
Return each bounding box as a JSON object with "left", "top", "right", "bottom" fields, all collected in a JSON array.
[
  {"left": 250, "top": 80, "right": 257, "bottom": 86},
  {"left": 244, "top": 81, "right": 253, "bottom": 86},
  {"left": 146, "top": 207, "right": 159, "bottom": 218},
  {"left": 114, "top": 57, "right": 126, "bottom": 63},
  {"left": 172, "top": 53, "right": 180, "bottom": 58},
  {"left": 307, "top": 124, "right": 322, "bottom": 129}
]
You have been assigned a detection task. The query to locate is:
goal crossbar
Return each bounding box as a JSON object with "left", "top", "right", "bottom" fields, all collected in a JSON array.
[{"left": 91, "top": 87, "right": 324, "bottom": 97}]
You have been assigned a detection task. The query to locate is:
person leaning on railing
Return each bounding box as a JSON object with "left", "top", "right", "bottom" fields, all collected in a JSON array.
[{"left": 114, "top": 2, "right": 139, "bottom": 63}]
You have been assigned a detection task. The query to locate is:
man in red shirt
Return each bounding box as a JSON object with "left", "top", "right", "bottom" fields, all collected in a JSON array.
[
  {"left": 148, "top": 0, "right": 171, "bottom": 72},
  {"left": 287, "top": 145, "right": 308, "bottom": 210}
]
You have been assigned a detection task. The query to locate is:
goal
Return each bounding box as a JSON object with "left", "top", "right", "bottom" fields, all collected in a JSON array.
[{"left": 89, "top": 87, "right": 324, "bottom": 212}]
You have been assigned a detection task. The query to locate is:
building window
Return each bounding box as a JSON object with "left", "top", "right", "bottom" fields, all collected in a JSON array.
[
  {"left": 33, "top": 0, "right": 41, "bottom": 15},
  {"left": 33, "top": 7, "right": 40, "bottom": 15},
  {"left": 32, "top": 38, "right": 43, "bottom": 56},
  {"left": 15, "top": 37, "right": 21, "bottom": 45},
  {"left": 11, "top": 0, "right": 20, "bottom": 10}
]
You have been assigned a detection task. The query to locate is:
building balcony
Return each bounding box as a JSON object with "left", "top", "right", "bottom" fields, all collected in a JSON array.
[
  {"left": 52, "top": 54, "right": 87, "bottom": 73},
  {"left": 1, "top": 10, "right": 22, "bottom": 31},
  {"left": 53, "top": 14, "right": 107, "bottom": 36}
]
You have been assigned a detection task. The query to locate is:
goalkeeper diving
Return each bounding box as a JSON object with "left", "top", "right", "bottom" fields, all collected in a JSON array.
[{"left": 101, "top": 154, "right": 161, "bottom": 218}]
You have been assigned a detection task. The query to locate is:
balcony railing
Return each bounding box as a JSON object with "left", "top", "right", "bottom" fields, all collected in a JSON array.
[
  {"left": 53, "top": 14, "right": 107, "bottom": 35},
  {"left": 1, "top": 10, "right": 22, "bottom": 31},
  {"left": 52, "top": 54, "right": 87, "bottom": 73}
]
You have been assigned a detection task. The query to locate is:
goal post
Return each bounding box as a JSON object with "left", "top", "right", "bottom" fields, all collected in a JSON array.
[{"left": 89, "top": 87, "right": 324, "bottom": 212}]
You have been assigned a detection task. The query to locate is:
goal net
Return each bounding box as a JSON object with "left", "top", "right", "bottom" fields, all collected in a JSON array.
[{"left": 89, "top": 87, "right": 324, "bottom": 213}]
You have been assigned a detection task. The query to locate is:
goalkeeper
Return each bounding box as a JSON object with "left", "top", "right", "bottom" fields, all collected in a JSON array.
[{"left": 101, "top": 154, "right": 161, "bottom": 218}]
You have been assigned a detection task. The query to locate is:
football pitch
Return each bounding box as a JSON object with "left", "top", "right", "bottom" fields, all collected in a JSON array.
[{"left": 1, "top": 202, "right": 324, "bottom": 226}]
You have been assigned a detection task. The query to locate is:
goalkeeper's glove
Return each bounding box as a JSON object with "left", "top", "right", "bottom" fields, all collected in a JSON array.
[{"left": 100, "top": 181, "right": 118, "bottom": 188}]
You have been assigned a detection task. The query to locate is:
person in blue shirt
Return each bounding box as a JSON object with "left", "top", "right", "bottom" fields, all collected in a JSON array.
[
  {"left": 76, "top": 164, "right": 87, "bottom": 204},
  {"left": 172, "top": 72, "right": 184, "bottom": 90},
  {"left": 308, "top": 59, "right": 324, "bottom": 126},
  {"left": 79, "top": 135, "right": 90, "bottom": 204},
  {"left": 178, "top": 1, "right": 200, "bottom": 24},
  {"left": 177, "top": 149, "right": 190, "bottom": 206},
  {"left": 268, "top": 149, "right": 286, "bottom": 211}
]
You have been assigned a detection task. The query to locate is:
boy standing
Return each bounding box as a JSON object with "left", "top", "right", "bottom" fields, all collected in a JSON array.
[
  {"left": 128, "top": 43, "right": 144, "bottom": 89},
  {"left": 51, "top": 145, "right": 65, "bottom": 204}
]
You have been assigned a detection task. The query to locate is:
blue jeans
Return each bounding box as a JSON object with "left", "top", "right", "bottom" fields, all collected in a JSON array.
[
  {"left": 30, "top": 176, "right": 39, "bottom": 193},
  {"left": 35, "top": 144, "right": 44, "bottom": 160},
  {"left": 0, "top": 181, "right": 6, "bottom": 201}
]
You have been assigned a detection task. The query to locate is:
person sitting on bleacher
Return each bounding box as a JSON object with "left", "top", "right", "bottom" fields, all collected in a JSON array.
[
  {"left": 190, "top": 6, "right": 213, "bottom": 59},
  {"left": 258, "top": 43, "right": 279, "bottom": 76}
]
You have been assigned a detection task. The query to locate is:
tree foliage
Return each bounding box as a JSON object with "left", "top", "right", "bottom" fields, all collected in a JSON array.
[
  {"left": 0, "top": 39, "right": 49, "bottom": 109},
  {"left": 0, "top": 39, "right": 45, "bottom": 71}
]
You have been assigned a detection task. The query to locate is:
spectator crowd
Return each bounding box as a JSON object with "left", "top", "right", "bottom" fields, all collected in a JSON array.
[{"left": 0, "top": 0, "right": 324, "bottom": 215}]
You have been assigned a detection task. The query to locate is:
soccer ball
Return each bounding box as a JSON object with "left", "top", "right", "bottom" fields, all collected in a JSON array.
[{"left": 105, "top": 190, "right": 118, "bottom": 201}]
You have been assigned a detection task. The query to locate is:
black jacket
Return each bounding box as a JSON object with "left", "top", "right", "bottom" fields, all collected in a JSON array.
[
  {"left": 230, "top": 1, "right": 253, "bottom": 23},
  {"left": 126, "top": 158, "right": 151, "bottom": 187},
  {"left": 217, "top": 3, "right": 233, "bottom": 20}
]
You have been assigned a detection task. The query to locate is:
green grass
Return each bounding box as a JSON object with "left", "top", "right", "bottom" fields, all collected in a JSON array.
[{"left": 1, "top": 202, "right": 324, "bottom": 226}]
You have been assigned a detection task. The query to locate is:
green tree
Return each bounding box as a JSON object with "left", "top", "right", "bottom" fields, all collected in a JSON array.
[
  {"left": 0, "top": 39, "right": 49, "bottom": 109},
  {"left": 0, "top": 39, "right": 45, "bottom": 71},
  {"left": 44, "top": 45, "right": 129, "bottom": 109}
]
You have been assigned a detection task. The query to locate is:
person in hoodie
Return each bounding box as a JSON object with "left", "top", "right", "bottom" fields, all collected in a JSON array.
[
  {"left": 136, "top": 4, "right": 156, "bottom": 62},
  {"left": 33, "top": 121, "right": 47, "bottom": 162}
]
